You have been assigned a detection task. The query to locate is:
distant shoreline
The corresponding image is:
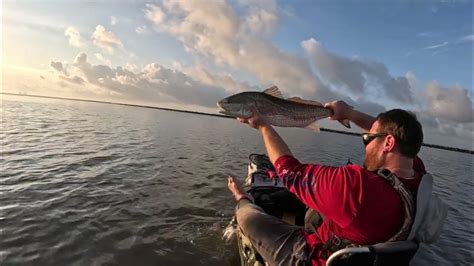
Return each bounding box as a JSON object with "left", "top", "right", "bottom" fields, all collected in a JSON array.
[{"left": 2, "top": 92, "right": 472, "bottom": 155}]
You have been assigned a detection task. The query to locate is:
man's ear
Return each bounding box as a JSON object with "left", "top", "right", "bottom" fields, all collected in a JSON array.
[{"left": 383, "top": 135, "right": 396, "bottom": 152}]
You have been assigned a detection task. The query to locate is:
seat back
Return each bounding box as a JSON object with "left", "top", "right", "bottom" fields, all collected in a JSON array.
[{"left": 326, "top": 241, "right": 419, "bottom": 266}]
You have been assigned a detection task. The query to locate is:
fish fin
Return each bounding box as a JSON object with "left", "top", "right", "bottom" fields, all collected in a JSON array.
[
  {"left": 287, "top": 97, "right": 323, "bottom": 106},
  {"left": 304, "top": 121, "right": 321, "bottom": 132},
  {"left": 338, "top": 119, "right": 351, "bottom": 128},
  {"left": 263, "top": 86, "right": 283, "bottom": 98}
]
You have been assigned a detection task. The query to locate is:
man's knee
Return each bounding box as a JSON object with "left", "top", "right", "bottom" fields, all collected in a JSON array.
[{"left": 235, "top": 202, "right": 265, "bottom": 234}]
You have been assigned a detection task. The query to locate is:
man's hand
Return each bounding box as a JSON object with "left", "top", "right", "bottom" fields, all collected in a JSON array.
[
  {"left": 237, "top": 106, "right": 291, "bottom": 164},
  {"left": 325, "top": 100, "right": 376, "bottom": 132},
  {"left": 237, "top": 106, "right": 271, "bottom": 131},
  {"left": 324, "top": 100, "right": 353, "bottom": 121}
]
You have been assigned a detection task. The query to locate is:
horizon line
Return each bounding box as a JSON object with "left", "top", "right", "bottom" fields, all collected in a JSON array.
[{"left": 2, "top": 92, "right": 472, "bottom": 155}]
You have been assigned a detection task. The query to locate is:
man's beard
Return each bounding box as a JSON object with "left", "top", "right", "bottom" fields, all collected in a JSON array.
[{"left": 363, "top": 150, "right": 381, "bottom": 171}]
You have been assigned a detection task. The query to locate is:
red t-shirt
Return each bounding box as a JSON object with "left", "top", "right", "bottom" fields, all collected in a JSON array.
[{"left": 274, "top": 155, "right": 426, "bottom": 266}]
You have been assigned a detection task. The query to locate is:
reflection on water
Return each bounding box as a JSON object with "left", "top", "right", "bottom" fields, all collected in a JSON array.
[{"left": 1, "top": 97, "right": 472, "bottom": 265}]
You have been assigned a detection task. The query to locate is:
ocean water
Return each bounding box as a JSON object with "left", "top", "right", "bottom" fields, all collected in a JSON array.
[{"left": 1, "top": 96, "right": 472, "bottom": 265}]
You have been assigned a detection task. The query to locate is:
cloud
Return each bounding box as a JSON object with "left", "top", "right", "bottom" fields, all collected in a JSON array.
[
  {"left": 416, "top": 32, "right": 436, "bottom": 38},
  {"left": 135, "top": 25, "right": 149, "bottom": 35},
  {"left": 110, "top": 16, "right": 118, "bottom": 26},
  {"left": 59, "top": 75, "right": 85, "bottom": 85},
  {"left": 354, "top": 100, "right": 386, "bottom": 117},
  {"left": 91, "top": 25, "right": 124, "bottom": 54},
  {"left": 49, "top": 52, "right": 229, "bottom": 107},
  {"left": 302, "top": 38, "right": 415, "bottom": 104},
  {"left": 4, "top": 16, "right": 64, "bottom": 36},
  {"left": 458, "top": 34, "right": 474, "bottom": 43},
  {"left": 94, "top": 53, "right": 112, "bottom": 66},
  {"left": 184, "top": 66, "right": 257, "bottom": 93},
  {"left": 243, "top": 5, "right": 278, "bottom": 36},
  {"left": 417, "top": 112, "right": 440, "bottom": 129},
  {"left": 143, "top": 0, "right": 333, "bottom": 101},
  {"left": 141, "top": 0, "right": 421, "bottom": 121},
  {"left": 423, "top": 41, "right": 449, "bottom": 50},
  {"left": 50, "top": 60, "right": 64, "bottom": 72},
  {"left": 145, "top": 4, "right": 166, "bottom": 25},
  {"left": 64, "top": 26, "right": 86, "bottom": 48},
  {"left": 424, "top": 81, "right": 473, "bottom": 123}
]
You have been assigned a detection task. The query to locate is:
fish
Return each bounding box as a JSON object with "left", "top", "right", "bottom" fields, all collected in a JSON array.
[{"left": 217, "top": 86, "right": 350, "bottom": 131}]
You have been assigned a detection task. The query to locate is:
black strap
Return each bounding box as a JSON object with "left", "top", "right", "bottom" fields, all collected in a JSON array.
[{"left": 320, "top": 231, "right": 354, "bottom": 260}]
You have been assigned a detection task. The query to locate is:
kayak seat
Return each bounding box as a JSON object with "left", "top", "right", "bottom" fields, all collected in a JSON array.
[{"left": 326, "top": 240, "right": 419, "bottom": 266}]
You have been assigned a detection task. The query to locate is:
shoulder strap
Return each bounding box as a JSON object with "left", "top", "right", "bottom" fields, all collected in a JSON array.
[{"left": 376, "top": 169, "right": 415, "bottom": 241}]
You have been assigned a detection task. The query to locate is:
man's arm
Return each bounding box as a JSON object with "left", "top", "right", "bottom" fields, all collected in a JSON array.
[
  {"left": 259, "top": 125, "right": 292, "bottom": 165},
  {"left": 237, "top": 107, "right": 291, "bottom": 164},
  {"left": 325, "top": 101, "right": 376, "bottom": 132},
  {"left": 348, "top": 109, "right": 376, "bottom": 132}
]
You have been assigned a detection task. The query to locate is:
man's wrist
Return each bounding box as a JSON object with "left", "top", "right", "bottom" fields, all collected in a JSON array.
[
  {"left": 258, "top": 124, "right": 272, "bottom": 133},
  {"left": 346, "top": 108, "right": 356, "bottom": 122}
]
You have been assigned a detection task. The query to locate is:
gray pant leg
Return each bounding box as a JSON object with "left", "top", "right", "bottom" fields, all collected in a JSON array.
[{"left": 235, "top": 199, "right": 308, "bottom": 266}]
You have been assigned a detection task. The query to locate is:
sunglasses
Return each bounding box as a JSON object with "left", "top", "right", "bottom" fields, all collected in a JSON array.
[{"left": 362, "top": 133, "right": 387, "bottom": 146}]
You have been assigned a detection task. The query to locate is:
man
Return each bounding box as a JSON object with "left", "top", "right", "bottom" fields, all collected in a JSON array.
[{"left": 227, "top": 100, "right": 426, "bottom": 265}]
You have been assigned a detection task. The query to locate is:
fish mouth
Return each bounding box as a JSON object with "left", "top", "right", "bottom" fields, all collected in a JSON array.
[
  {"left": 216, "top": 102, "right": 226, "bottom": 112},
  {"left": 217, "top": 102, "right": 235, "bottom": 116},
  {"left": 219, "top": 110, "right": 234, "bottom": 116}
]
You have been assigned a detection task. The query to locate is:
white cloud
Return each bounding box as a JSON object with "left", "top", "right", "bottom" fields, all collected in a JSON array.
[
  {"left": 110, "top": 16, "right": 118, "bottom": 26},
  {"left": 91, "top": 25, "right": 124, "bottom": 54},
  {"left": 424, "top": 81, "right": 473, "bottom": 123},
  {"left": 143, "top": 0, "right": 334, "bottom": 101},
  {"left": 144, "top": 4, "right": 166, "bottom": 25},
  {"left": 423, "top": 41, "right": 449, "bottom": 50},
  {"left": 59, "top": 75, "right": 85, "bottom": 85},
  {"left": 302, "top": 38, "right": 415, "bottom": 104},
  {"left": 108, "top": 16, "right": 133, "bottom": 26},
  {"left": 64, "top": 26, "right": 86, "bottom": 48},
  {"left": 49, "top": 52, "right": 230, "bottom": 107},
  {"left": 135, "top": 25, "right": 149, "bottom": 35},
  {"left": 184, "top": 66, "right": 257, "bottom": 93},
  {"left": 242, "top": 0, "right": 278, "bottom": 36},
  {"left": 125, "top": 63, "right": 138, "bottom": 72},
  {"left": 417, "top": 32, "right": 435, "bottom": 38},
  {"left": 4, "top": 16, "right": 64, "bottom": 35},
  {"left": 94, "top": 53, "right": 112, "bottom": 66},
  {"left": 74, "top": 52, "right": 88, "bottom": 66},
  {"left": 458, "top": 34, "right": 474, "bottom": 43}
]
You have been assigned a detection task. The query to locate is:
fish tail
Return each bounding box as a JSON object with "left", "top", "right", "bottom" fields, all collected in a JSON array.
[{"left": 338, "top": 119, "right": 351, "bottom": 128}]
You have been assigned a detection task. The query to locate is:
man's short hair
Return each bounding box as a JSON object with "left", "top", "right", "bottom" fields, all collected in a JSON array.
[{"left": 376, "top": 109, "right": 423, "bottom": 158}]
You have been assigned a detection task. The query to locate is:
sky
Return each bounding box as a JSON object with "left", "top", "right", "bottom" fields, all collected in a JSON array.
[{"left": 1, "top": 0, "right": 473, "bottom": 149}]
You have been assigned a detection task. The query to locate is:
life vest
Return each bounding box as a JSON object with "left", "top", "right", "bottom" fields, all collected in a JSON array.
[
  {"left": 318, "top": 168, "right": 448, "bottom": 260},
  {"left": 318, "top": 169, "right": 414, "bottom": 259}
]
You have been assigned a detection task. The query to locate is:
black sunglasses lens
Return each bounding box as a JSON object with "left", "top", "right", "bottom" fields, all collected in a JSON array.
[
  {"left": 362, "top": 134, "right": 375, "bottom": 146},
  {"left": 362, "top": 133, "right": 387, "bottom": 146}
]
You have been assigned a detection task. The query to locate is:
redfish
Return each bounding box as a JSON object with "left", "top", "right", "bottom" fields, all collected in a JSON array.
[{"left": 217, "top": 86, "right": 350, "bottom": 131}]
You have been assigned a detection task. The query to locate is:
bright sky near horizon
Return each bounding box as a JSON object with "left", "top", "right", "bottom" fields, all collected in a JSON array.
[{"left": 1, "top": 0, "right": 473, "bottom": 149}]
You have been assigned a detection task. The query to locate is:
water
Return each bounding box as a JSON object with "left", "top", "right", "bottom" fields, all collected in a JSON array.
[{"left": 1, "top": 96, "right": 472, "bottom": 265}]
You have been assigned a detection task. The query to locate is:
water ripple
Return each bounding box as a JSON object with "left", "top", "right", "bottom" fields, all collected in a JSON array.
[{"left": 0, "top": 98, "right": 471, "bottom": 266}]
